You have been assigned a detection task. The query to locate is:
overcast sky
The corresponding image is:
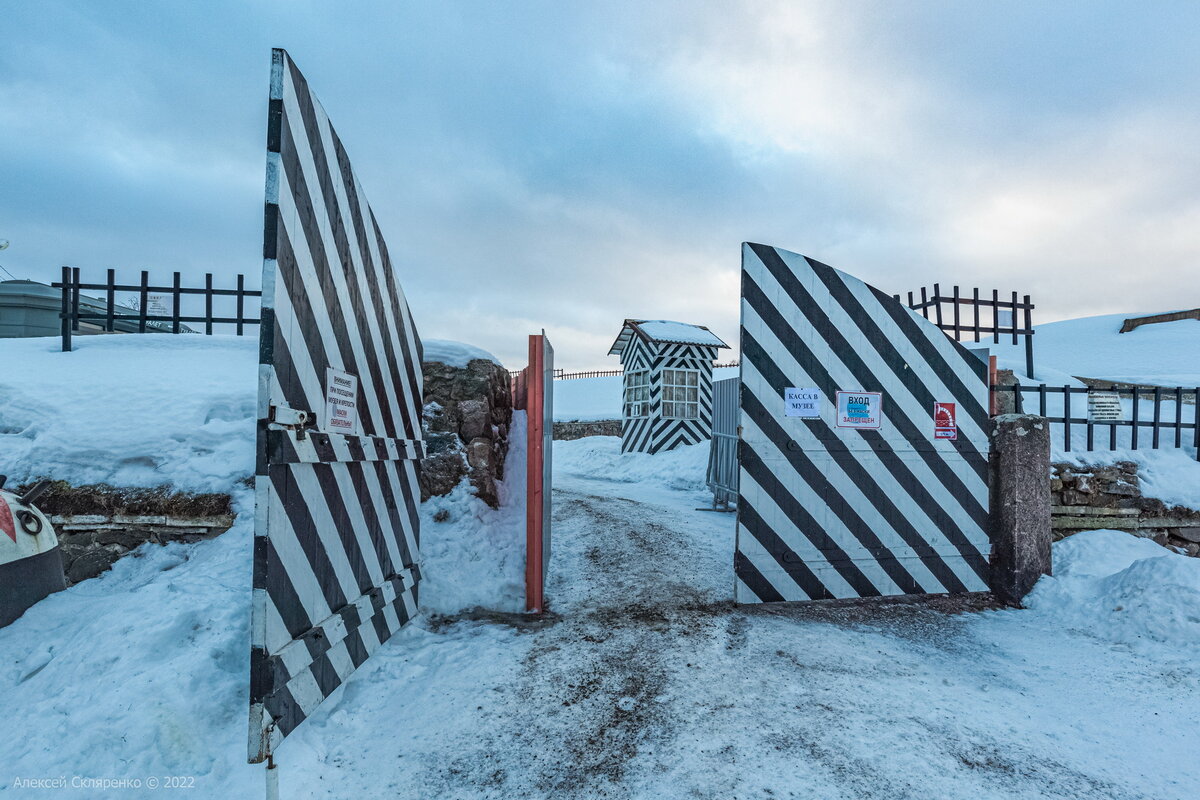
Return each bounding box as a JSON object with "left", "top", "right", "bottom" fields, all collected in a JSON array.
[{"left": 3, "top": 1, "right": 1198, "bottom": 368}]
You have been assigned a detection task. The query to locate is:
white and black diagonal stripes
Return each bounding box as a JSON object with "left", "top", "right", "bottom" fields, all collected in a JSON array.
[
  {"left": 618, "top": 335, "right": 718, "bottom": 454},
  {"left": 250, "top": 49, "right": 424, "bottom": 762},
  {"left": 734, "top": 244, "right": 991, "bottom": 604}
]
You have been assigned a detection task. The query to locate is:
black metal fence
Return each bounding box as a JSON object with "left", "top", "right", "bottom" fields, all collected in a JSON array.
[
  {"left": 899, "top": 284, "right": 1035, "bottom": 378},
  {"left": 993, "top": 383, "right": 1200, "bottom": 458},
  {"left": 52, "top": 267, "right": 261, "bottom": 352}
]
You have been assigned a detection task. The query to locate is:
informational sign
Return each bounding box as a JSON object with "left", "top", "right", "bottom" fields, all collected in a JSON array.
[
  {"left": 934, "top": 402, "right": 957, "bottom": 440},
  {"left": 146, "top": 294, "right": 171, "bottom": 317},
  {"left": 324, "top": 368, "right": 359, "bottom": 433},
  {"left": 784, "top": 387, "right": 822, "bottom": 418},
  {"left": 996, "top": 307, "right": 1015, "bottom": 331},
  {"left": 835, "top": 391, "right": 882, "bottom": 429},
  {"left": 1088, "top": 391, "right": 1123, "bottom": 422}
]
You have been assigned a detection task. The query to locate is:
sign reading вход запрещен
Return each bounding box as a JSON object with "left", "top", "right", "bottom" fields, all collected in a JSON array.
[{"left": 324, "top": 368, "right": 359, "bottom": 434}]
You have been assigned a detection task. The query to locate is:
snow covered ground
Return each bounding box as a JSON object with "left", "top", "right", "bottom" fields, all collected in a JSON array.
[
  {"left": 970, "top": 312, "right": 1200, "bottom": 386},
  {"left": 4, "top": 330, "right": 1200, "bottom": 798},
  {"left": 0, "top": 335, "right": 257, "bottom": 491},
  {"left": 6, "top": 434, "right": 1199, "bottom": 798}
]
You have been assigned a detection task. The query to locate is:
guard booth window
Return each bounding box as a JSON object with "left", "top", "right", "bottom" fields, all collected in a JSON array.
[
  {"left": 662, "top": 368, "right": 699, "bottom": 419},
  {"left": 624, "top": 370, "right": 649, "bottom": 417}
]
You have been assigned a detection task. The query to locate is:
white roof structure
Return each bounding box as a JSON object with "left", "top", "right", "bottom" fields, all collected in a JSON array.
[{"left": 607, "top": 319, "right": 729, "bottom": 356}]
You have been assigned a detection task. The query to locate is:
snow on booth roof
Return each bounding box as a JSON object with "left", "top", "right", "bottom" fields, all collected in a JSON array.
[{"left": 607, "top": 319, "right": 729, "bottom": 355}]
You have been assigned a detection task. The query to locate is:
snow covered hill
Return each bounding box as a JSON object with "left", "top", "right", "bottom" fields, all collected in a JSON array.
[{"left": 969, "top": 311, "right": 1200, "bottom": 386}]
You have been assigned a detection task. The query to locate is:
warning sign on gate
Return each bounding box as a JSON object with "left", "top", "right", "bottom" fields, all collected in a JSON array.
[
  {"left": 324, "top": 368, "right": 359, "bottom": 434},
  {"left": 835, "top": 391, "right": 882, "bottom": 429},
  {"left": 934, "top": 402, "right": 957, "bottom": 440}
]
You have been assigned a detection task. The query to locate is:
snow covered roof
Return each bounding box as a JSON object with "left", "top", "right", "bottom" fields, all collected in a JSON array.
[{"left": 607, "top": 319, "right": 729, "bottom": 356}]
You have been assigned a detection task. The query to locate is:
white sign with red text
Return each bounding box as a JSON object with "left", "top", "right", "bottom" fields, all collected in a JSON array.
[{"left": 934, "top": 402, "right": 957, "bottom": 440}]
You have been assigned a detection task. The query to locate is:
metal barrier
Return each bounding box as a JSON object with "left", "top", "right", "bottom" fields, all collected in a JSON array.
[{"left": 706, "top": 376, "right": 739, "bottom": 508}]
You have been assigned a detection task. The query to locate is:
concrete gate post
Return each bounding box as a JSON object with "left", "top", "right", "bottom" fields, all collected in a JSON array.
[{"left": 989, "top": 414, "right": 1052, "bottom": 606}]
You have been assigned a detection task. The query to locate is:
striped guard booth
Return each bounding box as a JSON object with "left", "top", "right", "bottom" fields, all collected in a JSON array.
[
  {"left": 608, "top": 319, "right": 729, "bottom": 454},
  {"left": 735, "top": 243, "right": 991, "bottom": 604},
  {"left": 250, "top": 49, "right": 425, "bottom": 761}
]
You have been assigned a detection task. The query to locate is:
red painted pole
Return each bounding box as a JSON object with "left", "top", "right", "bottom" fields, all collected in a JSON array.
[
  {"left": 525, "top": 335, "right": 545, "bottom": 612},
  {"left": 989, "top": 355, "right": 998, "bottom": 417}
]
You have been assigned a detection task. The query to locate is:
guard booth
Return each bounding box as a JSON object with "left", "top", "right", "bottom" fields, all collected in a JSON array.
[{"left": 608, "top": 319, "right": 729, "bottom": 454}]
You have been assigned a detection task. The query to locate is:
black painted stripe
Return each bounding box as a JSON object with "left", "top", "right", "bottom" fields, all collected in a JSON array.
[
  {"left": 736, "top": 498, "right": 838, "bottom": 600},
  {"left": 329, "top": 127, "right": 418, "bottom": 440},
  {"left": 732, "top": 550, "right": 787, "bottom": 603},
  {"left": 740, "top": 445, "right": 879, "bottom": 596},
  {"left": 270, "top": 462, "right": 349, "bottom": 617},
  {"left": 286, "top": 57, "right": 396, "bottom": 439},
  {"left": 278, "top": 110, "right": 377, "bottom": 434},
  {"left": 744, "top": 251, "right": 989, "bottom": 531},
  {"left": 807, "top": 256, "right": 989, "bottom": 477},
  {"left": 741, "top": 348, "right": 927, "bottom": 594},
  {"left": 741, "top": 303, "right": 976, "bottom": 592}
]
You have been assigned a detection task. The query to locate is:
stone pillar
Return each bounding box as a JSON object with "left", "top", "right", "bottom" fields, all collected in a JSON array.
[{"left": 989, "top": 414, "right": 1052, "bottom": 606}]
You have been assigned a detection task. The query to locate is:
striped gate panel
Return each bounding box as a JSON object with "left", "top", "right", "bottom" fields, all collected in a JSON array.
[
  {"left": 734, "top": 243, "right": 990, "bottom": 604},
  {"left": 250, "top": 48, "right": 425, "bottom": 761}
]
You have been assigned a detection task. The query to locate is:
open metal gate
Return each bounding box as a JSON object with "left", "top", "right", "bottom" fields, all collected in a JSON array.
[
  {"left": 734, "top": 243, "right": 991, "bottom": 603},
  {"left": 250, "top": 49, "right": 425, "bottom": 761}
]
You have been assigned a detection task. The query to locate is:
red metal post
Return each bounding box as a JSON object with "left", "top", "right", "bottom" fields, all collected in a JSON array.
[
  {"left": 525, "top": 335, "right": 545, "bottom": 612},
  {"left": 989, "top": 355, "right": 998, "bottom": 417}
]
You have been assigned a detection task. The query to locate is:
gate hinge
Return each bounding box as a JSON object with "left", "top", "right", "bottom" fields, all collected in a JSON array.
[{"left": 268, "top": 405, "right": 313, "bottom": 438}]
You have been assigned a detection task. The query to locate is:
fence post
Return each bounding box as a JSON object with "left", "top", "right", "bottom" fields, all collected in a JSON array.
[
  {"left": 236, "top": 274, "right": 246, "bottom": 336},
  {"left": 205, "top": 273, "right": 214, "bottom": 335},
  {"left": 70, "top": 267, "right": 81, "bottom": 333},
  {"left": 172, "top": 271, "right": 181, "bottom": 334},
  {"left": 989, "top": 414, "right": 1052, "bottom": 606},
  {"left": 105, "top": 268, "right": 116, "bottom": 332},
  {"left": 59, "top": 265, "right": 73, "bottom": 352},
  {"left": 1063, "top": 386, "right": 1072, "bottom": 452},
  {"left": 1023, "top": 295, "right": 1035, "bottom": 379},
  {"left": 139, "top": 270, "right": 149, "bottom": 333}
]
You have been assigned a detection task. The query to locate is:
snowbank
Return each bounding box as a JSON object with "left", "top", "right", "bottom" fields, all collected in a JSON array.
[
  {"left": 554, "top": 435, "right": 710, "bottom": 494},
  {"left": 970, "top": 311, "right": 1200, "bottom": 385},
  {"left": 1056, "top": 448, "right": 1200, "bottom": 511},
  {"left": 418, "top": 412, "right": 528, "bottom": 614},
  {"left": 422, "top": 339, "right": 501, "bottom": 368},
  {"left": 2, "top": 491, "right": 259, "bottom": 797},
  {"left": 0, "top": 335, "right": 257, "bottom": 492},
  {"left": 1023, "top": 529, "right": 1200, "bottom": 658}
]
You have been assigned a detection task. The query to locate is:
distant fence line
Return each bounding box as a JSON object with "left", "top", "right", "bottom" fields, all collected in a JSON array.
[
  {"left": 554, "top": 361, "right": 740, "bottom": 381},
  {"left": 900, "top": 284, "right": 1035, "bottom": 378},
  {"left": 993, "top": 382, "right": 1199, "bottom": 458},
  {"left": 52, "top": 267, "right": 262, "bottom": 352}
]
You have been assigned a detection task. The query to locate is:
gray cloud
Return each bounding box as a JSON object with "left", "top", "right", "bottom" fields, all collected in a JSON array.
[{"left": 2, "top": 1, "right": 1197, "bottom": 368}]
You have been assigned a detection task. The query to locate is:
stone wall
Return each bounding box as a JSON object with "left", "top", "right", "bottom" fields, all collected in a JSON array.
[
  {"left": 1052, "top": 461, "right": 1200, "bottom": 556},
  {"left": 53, "top": 513, "right": 234, "bottom": 583},
  {"left": 420, "top": 358, "right": 513, "bottom": 508},
  {"left": 552, "top": 419, "right": 621, "bottom": 440},
  {"left": 16, "top": 481, "right": 235, "bottom": 584}
]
